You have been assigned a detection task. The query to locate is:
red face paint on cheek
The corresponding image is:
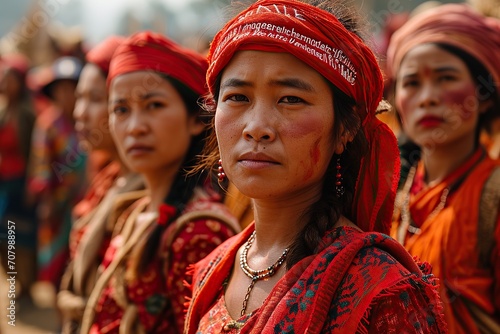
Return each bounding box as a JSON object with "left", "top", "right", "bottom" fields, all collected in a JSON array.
[
  {"left": 310, "top": 138, "right": 321, "bottom": 164},
  {"left": 442, "top": 82, "right": 477, "bottom": 119},
  {"left": 287, "top": 118, "right": 322, "bottom": 138},
  {"left": 302, "top": 139, "right": 321, "bottom": 182}
]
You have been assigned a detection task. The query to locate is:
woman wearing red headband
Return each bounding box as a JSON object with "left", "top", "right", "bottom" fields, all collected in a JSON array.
[
  {"left": 185, "top": 1, "right": 446, "bottom": 333},
  {"left": 57, "top": 35, "right": 146, "bottom": 334},
  {"left": 79, "top": 31, "right": 240, "bottom": 334},
  {"left": 388, "top": 4, "right": 500, "bottom": 333}
]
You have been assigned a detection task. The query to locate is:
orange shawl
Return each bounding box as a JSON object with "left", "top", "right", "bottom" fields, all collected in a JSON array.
[{"left": 392, "top": 148, "right": 500, "bottom": 333}]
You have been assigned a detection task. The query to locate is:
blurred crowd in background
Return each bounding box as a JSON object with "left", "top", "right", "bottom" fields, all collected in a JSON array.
[{"left": 0, "top": 0, "right": 499, "bottom": 333}]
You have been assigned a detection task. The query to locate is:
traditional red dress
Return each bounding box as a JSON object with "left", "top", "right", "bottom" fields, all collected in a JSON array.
[
  {"left": 186, "top": 224, "right": 447, "bottom": 334},
  {"left": 84, "top": 187, "right": 239, "bottom": 334}
]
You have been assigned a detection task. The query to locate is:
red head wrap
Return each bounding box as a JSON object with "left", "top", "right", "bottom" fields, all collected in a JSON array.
[
  {"left": 108, "top": 31, "right": 208, "bottom": 96},
  {"left": 386, "top": 4, "right": 500, "bottom": 96},
  {"left": 86, "top": 35, "right": 125, "bottom": 76},
  {"left": 207, "top": 0, "right": 400, "bottom": 234},
  {"left": 1, "top": 53, "right": 30, "bottom": 79}
]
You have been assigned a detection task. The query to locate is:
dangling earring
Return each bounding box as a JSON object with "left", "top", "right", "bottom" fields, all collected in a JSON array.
[
  {"left": 335, "top": 157, "right": 345, "bottom": 198},
  {"left": 218, "top": 159, "right": 226, "bottom": 182}
]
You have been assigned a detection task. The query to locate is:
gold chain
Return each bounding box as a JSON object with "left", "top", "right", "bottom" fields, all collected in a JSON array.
[
  {"left": 239, "top": 231, "right": 289, "bottom": 316},
  {"left": 401, "top": 166, "right": 450, "bottom": 235}
]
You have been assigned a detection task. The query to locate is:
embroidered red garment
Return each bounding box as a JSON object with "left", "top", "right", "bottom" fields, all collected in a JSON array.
[
  {"left": 205, "top": 0, "right": 400, "bottom": 234},
  {"left": 107, "top": 31, "right": 208, "bottom": 96},
  {"left": 187, "top": 224, "right": 447, "bottom": 333},
  {"left": 90, "top": 190, "right": 238, "bottom": 334}
]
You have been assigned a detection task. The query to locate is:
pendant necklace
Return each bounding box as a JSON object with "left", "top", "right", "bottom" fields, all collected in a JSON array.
[{"left": 239, "top": 231, "right": 289, "bottom": 316}]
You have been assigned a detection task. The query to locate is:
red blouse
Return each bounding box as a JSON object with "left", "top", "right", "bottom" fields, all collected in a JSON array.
[
  {"left": 90, "top": 195, "right": 238, "bottom": 334},
  {"left": 0, "top": 120, "right": 26, "bottom": 180}
]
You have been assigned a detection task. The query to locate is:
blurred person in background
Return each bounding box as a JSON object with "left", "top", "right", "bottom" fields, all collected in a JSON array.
[
  {"left": 79, "top": 31, "right": 239, "bottom": 334},
  {"left": 57, "top": 35, "right": 145, "bottom": 334},
  {"left": 467, "top": 0, "right": 500, "bottom": 159},
  {"left": 27, "top": 56, "right": 87, "bottom": 303},
  {"left": 0, "top": 53, "right": 37, "bottom": 297},
  {"left": 388, "top": 4, "right": 500, "bottom": 333}
]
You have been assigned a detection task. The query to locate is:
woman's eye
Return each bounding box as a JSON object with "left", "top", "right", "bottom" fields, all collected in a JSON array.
[
  {"left": 112, "top": 106, "right": 128, "bottom": 115},
  {"left": 147, "top": 101, "right": 165, "bottom": 109},
  {"left": 438, "top": 75, "right": 456, "bottom": 82},
  {"left": 402, "top": 80, "right": 418, "bottom": 88},
  {"left": 280, "top": 96, "right": 304, "bottom": 104},
  {"left": 225, "top": 94, "right": 248, "bottom": 102}
]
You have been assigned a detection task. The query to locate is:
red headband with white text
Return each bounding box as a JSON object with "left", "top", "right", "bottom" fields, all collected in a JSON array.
[{"left": 207, "top": 0, "right": 400, "bottom": 234}]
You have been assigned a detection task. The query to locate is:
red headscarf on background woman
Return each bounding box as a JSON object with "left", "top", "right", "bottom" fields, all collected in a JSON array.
[
  {"left": 206, "top": 0, "right": 400, "bottom": 234},
  {"left": 86, "top": 35, "right": 125, "bottom": 76},
  {"left": 107, "top": 31, "right": 207, "bottom": 96},
  {"left": 386, "top": 3, "right": 500, "bottom": 96}
]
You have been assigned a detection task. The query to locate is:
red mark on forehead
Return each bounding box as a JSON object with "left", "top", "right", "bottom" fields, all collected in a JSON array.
[{"left": 422, "top": 66, "right": 431, "bottom": 77}]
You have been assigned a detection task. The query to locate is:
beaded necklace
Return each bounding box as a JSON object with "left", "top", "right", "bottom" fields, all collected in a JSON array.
[
  {"left": 239, "top": 231, "right": 289, "bottom": 316},
  {"left": 400, "top": 166, "right": 450, "bottom": 236}
]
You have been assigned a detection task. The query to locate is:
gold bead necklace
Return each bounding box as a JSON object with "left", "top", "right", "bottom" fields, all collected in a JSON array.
[{"left": 239, "top": 231, "right": 289, "bottom": 316}]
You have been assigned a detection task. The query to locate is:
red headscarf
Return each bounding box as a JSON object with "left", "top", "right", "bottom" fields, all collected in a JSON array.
[
  {"left": 108, "top": 31, "right": 208, "bottom": 96},
  {"left": 1, "top": 53, "right": 30, "bottom": 80},
  {"left": 207, "top": 0, "right": 400, "bottom": 234},
  {"left": 386, "top": 3, "right": 500, "bottom": 96},
  {"left": 86, "top": 35, "right": 125, "bottom": 76}
]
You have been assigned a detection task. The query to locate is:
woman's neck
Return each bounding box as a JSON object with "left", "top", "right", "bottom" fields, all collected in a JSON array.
[
  {"left": 251, "top": 192, "right": 319, "bottom": 252},
  {"left": 420, "top": 139, "right": 476, "bottom": 186},
  {"left": 143, "top": 168, "right": 178, "bottom": 213}
]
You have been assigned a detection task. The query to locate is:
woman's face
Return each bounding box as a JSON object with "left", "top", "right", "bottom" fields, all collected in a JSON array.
[
  {"left": 74, "top": 64, "right": 115, "bottom": 152},
  {"left": 0, "top": 69, "right": 22, "bottom": 101},
  {"left": 216, "top": 51, "right": 337, "bottom": 201},
  {"left": 395, "top": 44, "right": 483, "bottom": 150},
  {"left": 109, "top": 71, "right": 204, "bottom": 175}
]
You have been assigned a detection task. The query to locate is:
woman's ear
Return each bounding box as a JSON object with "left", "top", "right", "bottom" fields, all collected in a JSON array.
[
  {"left": 189, "top": 116, "right": 207, "bottom": 136},
  {"left": 478, "top": 97, "right": 493, "bottom": 114},
  {"left": 334, "top": 129, "right": 355, "bottom": 155}
]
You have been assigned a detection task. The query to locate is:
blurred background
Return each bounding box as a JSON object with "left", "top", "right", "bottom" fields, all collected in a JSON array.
[{"left": 0, "top": 0, "right": 467, "bottom": 333}]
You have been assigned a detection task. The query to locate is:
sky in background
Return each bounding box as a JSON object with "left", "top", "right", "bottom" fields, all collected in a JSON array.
[{"left": 0, "top": 0, "right": 218, "bottom": 48}]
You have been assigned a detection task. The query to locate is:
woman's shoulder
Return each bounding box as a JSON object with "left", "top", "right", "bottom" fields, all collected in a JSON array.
[
  {"left": 158, "top": 189, "right": 243, "bottom": 258},
  {"left": 323, "top": 228, "right": 446, "bottom": 332},
  {"left": 327, "top": 227, "right": 434, "bottom": 290}
]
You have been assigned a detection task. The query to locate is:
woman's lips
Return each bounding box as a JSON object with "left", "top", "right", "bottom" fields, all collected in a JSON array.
[
  {"left": 126, "top": 144, "right": 154, "bottom": 156},
  {"left": 418, "top": 115, "right": 444, "bottom": 127}
]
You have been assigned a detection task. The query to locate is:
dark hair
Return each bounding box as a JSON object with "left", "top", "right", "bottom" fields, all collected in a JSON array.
[
  {"left": 195, "top": 0, "right": 369, "bottom": 269},
  {"left": 127, "top": 75, "right": 213, "bottom": 279},
  {"left": 396, "top": 42, "right": 500, "bottom": 184}
]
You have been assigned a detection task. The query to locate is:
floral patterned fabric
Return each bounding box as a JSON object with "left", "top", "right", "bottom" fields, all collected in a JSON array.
[
  {"left": 187, "top": 225, "right": 447, "bottom": 334},
  {"left": 90, "top": 189, "right": 238, "bottom": 334}
]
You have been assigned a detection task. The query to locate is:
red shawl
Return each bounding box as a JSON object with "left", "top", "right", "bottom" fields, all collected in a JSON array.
[{"left": 185, "top": 224, "right": 447, "bottom": 333}]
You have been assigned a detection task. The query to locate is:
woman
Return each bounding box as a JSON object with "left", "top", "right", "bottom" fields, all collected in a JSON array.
[
  {"left": 57, "top": 35, "right": 145, "bottom": 334},
  {"left": 0, "top": 53, "right": 37, "bottom": 295},
  {"left": 185, "top": 1, "right": 447, "bottom": 333},
  {"left": 79, "top": 31, "right": 240, "bottom": 334},
  {"left": 387, "top": 4, "right": 500, "bottom": 333},
  {"left": 27, "top": 56, "right": 86, "bottom": 290}
]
